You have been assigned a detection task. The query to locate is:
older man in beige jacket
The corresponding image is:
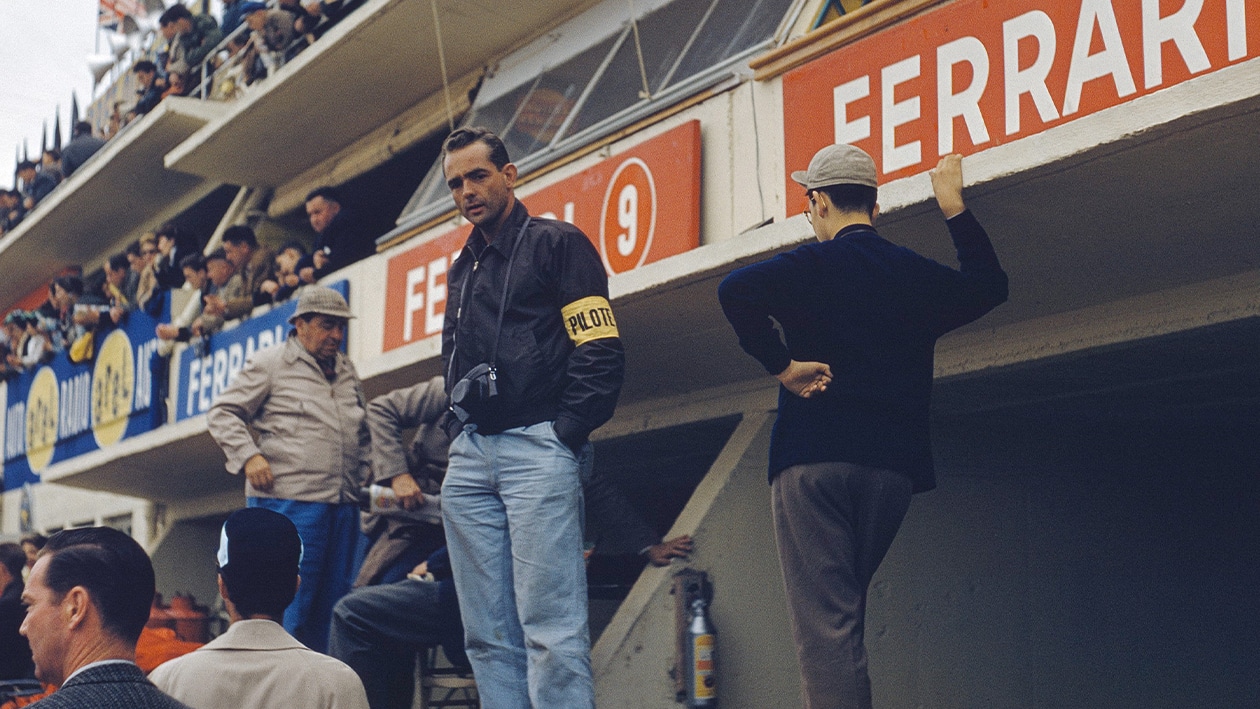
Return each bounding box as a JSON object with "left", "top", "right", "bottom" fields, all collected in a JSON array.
[{"left": 208, "top": 286, "right": 369, "bottom": 653}]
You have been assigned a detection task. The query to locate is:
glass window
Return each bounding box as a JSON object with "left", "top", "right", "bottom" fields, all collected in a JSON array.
[
  {"left": 501, "top": 34, "right": 621, "bottom": 159},
  {"left": 566, "top": 0, "right": 717, "bottom": 137},
  {"left": 669, "top": 0, "right": 795, "bottom": 86}
]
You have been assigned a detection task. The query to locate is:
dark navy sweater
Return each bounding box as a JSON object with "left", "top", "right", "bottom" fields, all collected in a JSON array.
[{"left": 718, "top": 210, "right": 1008, "bottom": 492}]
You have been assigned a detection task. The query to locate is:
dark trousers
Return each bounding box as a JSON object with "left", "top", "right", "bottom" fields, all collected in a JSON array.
[
  {"left": 772, "top": 461, "right": 912, "bottom": 709},
  {"left": 328, "top": 578, "right": 465, "bottom": 709}
]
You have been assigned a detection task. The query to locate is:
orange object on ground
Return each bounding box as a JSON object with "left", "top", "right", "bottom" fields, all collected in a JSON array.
[{"left": 135, "top": 626, "right": 204, "bottom": 673}]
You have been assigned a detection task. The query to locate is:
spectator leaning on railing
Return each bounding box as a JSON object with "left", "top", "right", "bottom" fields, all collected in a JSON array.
[
  {"left": 40, "top": 150, "right": 64, "bottom": 188},
  {"left": 241, "top": 2, "right": 297, "bottom": 56},
  {"left": 131, "top": 60, "right": 167, "bottom": 118},
  {"left": 155, "top": 253, "right": 211, "bottom": 349},
  {"left": 259, "top": 240, "right": 306, "bottom": 304},
  {"left": 0, "top": 189, "right": 25, "bottom": 233},
  {"left": 190, "top": 249, "right": 240, "bottom": 337},
  {"left": 15, "top": 161, "right": 57, "bottom": 211},
  {"left": 299, "top": 186, "right": 373, "bottom": 283},
  {"left": 160, "top": 4, "right": 223, "bottom": 80},
  {"left": 220, "top": 225, "right": 277, "bottom": 319}
]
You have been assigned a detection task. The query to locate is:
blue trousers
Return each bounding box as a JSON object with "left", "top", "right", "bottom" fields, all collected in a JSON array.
[
  {"left": 247, "top": 497, "right": 361, "bottom": 653},
  {"left": 442, "top": 422, "right": 594, "bottom": 709}
]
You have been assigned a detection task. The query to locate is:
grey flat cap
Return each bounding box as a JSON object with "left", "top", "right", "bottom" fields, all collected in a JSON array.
[
  {"left": 791, "top": 143, "right": 878, "bottom": 190},
  {"left": 289, "top": 286, "right": 353, "bottom": 323}
]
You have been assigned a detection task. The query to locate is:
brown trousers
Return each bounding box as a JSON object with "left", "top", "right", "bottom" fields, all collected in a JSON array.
[{"left": 772, "top": 461, "right": 912, "bottom": 709}]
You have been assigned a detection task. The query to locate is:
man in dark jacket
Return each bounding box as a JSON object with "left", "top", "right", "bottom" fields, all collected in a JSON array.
[
  {"left": 438, "top": 127, "right": 624, "bottom": 709},
  {"left": 15, "top": 161, "right": 57, "bottom": 211},
  {"left": 59, "top": 122, "right": 107, "bottom": 178},
  {"left": 299, "top": 186, "right": 374, "bottom": 283},
  {"left": 0, "top": 542, "right": 34, "bottom": 680},
  {"left": 19, "top": 528, "right": 190, "bottom": 708},
  {"left": 718, "top": 146, "right": 1008, "bottom": 709}
]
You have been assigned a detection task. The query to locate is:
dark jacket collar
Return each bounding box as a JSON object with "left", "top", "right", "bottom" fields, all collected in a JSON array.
[
  {"left": 832, "top": 223, "right": 878, "bottom": 240},
  {"left": 467, "top": 200, "right": 530, "bottom": 258}
]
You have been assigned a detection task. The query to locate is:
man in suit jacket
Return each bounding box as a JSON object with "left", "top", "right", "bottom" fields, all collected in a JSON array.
[
  {"left": 150, "top": 508, "right": 368, "bottom": 708},
  {"left": 19, "top": 527, "right": 190, "bottom": 708}
]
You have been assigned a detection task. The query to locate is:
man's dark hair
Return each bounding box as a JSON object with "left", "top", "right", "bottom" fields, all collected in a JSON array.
[
  {"left": 814, "top": 184, "right": 878, "bottom": 216},
  {"left": 133, "top": 60, "right": 158, "bottom": 74},
  {"left": 0, "top": 542, "right": 25, "bottom": 580},
  {"left": 217, "top": 509, "right": 301, "bottom": 619},
  {"left": 107, "top": 253, "right": 130, "bottom": 273},
  {"left": 43, "top": 149, "right": 61, "bottom": 162},
  {"left": 304, "top": 186, "right": 342, "bottom": 205},
  {"left": 179, "top": 253, "right": 207, "bottom": 272},
  {"left": 442, "top": 126, "right": 510, "bottom": 170},
  {"left": 20, "top": 533, "right": 48, "bottom": 550},
  {"left": 40, "top": 527, "right": 156, "bottom": 645},
  {"left": 73, "top": 121, "right": 94, "bottom": 138},
  {"left": 205, "top": 248, "right": 229, "bottom": 263},
  {"left": 277, "top": 239, "right": 307, "bottom": 257},
  {"left": 154, "top": 222, "right": 181, "bottom": 241},
  {"left": 125, "top": 240, "right": 142, "bottom": 258},
  {"left": 16, "top": 160, "right": 37, "bottom": 173},
  {"left": 159, "top": 4, "right": 192, "bottom": 25},
  {"left": 53, "top": 275, "right": 84, "bottom": 297},
  {"left": 222, "top": 225, "right": 258, "bottom": 247}
]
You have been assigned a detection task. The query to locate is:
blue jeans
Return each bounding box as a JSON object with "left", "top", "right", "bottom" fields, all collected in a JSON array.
[
  {"left": 247, "top": 497, "right": 361, "bottom": 653},
  {"left": 442, "top": 422, "right": 594, "bottom": 709}
]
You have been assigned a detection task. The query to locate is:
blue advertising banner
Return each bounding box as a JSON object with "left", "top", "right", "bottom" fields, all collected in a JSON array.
[
  {"left": 173, "top": 281, "right": 349, "bottom": 422},
  {"left": 3, "top": 310, "right": 164, "bottom": 491}
]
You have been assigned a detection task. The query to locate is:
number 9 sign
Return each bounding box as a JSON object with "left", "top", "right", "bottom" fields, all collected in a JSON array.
[{"left": 599, "top": 157, "right": 656, "bottom": 274}]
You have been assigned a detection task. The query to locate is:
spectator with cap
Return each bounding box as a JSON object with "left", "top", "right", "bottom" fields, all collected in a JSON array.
[
  {"left": 60, "top": 122, "right": 107, "bottom": 178},
  {"left": 189, "top": 249, "right": 240, "bottom": 337},
  {"left": 241, "top": 2, "right": 297, "bottom": 60},
  {"left": 16, "top": 161, "right": 57, "bottom": 211},
  {"left": 149, "top": 508, "right": 369, "bottom": 708},
  {"left": 18, "top": 527, "right": 191, "bottom": 708},
  {"left": 207, "top": 286, "right": 369, "bottom": 653},
  {"left": 299, "top": 186, "right": 374, "bottom": 283}
]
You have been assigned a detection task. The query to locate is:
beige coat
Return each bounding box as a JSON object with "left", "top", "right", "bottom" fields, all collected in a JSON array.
[
  {"left": 208, "top": 335, "right": 370, "bottom": 503},
  {"left": 149, "top": 619, "right": 368, "bottom": 709}
]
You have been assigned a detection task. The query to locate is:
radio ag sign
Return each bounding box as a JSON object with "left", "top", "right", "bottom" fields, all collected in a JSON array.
[
  {"left": 383, "top": 120, "right": 701, "bottom": 352},
  {"left": 3, "top": 312, "right": 162, "bottom": 491},
  {"left": 783, "top": 0, "right": 1257, "bottom": 198}
]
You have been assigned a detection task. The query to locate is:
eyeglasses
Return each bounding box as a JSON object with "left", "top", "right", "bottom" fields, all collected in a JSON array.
[{"left": 142, "top": 249, "right": 159, "bottom": 256}]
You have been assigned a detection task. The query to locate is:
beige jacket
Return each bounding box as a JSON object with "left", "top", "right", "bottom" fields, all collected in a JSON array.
[
  {"left": 149, "top": 619, "right": 368, "bottom": 709},
  {"left": 208, "top": 336, "right": 370, "bottom": 503}
]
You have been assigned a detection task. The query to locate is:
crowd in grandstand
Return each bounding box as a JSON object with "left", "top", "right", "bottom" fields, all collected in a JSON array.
[
  {"left": 1, "top": 183, "right": 373, "bottom": 387},
  {"left": 2, "top": 1, "right": 368, "bottom": 241}
]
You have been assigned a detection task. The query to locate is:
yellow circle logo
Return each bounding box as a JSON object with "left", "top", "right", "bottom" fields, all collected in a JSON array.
[
  {"left": 92, "top": 329, "right": 135, "bottom": 448},
  {"left": 25, "top": 367, "right": 59, "bottom": 473}
]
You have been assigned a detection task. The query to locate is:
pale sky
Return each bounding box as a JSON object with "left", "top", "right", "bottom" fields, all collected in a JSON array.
[{"left": 0, "top": 0, "right": 111, "bottom": 185}]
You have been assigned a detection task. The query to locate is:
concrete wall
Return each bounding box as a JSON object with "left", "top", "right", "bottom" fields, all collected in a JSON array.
[{"left": 150, "top": 514, "right": 226, "bottom": 612}]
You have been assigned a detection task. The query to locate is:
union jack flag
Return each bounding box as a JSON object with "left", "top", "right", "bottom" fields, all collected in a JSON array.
[{"left": 98, "top": 0, "right": 147, "bottom": 30}]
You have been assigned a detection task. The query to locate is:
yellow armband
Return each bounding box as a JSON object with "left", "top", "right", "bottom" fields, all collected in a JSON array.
[{"left": 562, "top": 296, "right": 620, "bottom": 346}]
